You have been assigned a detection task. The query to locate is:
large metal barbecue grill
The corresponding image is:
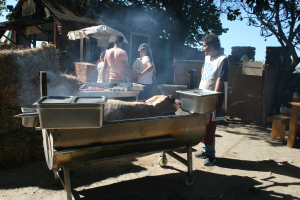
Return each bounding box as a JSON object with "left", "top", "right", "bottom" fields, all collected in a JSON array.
[{"left": 15, "top": 72, "right": 224, "bottom": 200}]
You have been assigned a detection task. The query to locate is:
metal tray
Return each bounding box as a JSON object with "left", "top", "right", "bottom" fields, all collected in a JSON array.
[
  {"left": 15, "top": 107, "right": 39, "bottom": 127},
  {"left": 34, "top": 96, "right": 107, "bottom": 129},
  {"left": 115, "top": 83, "right": 145, "bottom": 91},
  {"left": 130, "top": 83, "right": 145, "bottom": 91},
  {"left": 176, "top": 89, "right": 221, "bottom": 114}
]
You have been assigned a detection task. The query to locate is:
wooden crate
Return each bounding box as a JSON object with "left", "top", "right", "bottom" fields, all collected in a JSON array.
[{"left": 74, "top": 62, "right": 98, "bottom": 83}]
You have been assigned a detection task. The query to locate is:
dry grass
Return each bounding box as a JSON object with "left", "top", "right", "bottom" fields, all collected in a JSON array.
[{"left": 0, "top": 44, "right": 79, "bottom": 168}]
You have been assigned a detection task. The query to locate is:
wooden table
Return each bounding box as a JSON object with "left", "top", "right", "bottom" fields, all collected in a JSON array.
[{"left": 287, "top": 102, "right": 300, "bottom": 147}]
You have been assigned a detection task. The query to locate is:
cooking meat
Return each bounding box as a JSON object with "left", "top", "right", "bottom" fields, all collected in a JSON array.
[{"left": 104, "top": 95, "right": 179, "bottom": 121}]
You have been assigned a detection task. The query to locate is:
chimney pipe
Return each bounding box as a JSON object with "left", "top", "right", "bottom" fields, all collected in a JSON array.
[
  {"left": 39, "top": 71, "right": 47, "bottom": 97},
  {"left": 188, "top": 69, "right": 197, "bottom": 89}
]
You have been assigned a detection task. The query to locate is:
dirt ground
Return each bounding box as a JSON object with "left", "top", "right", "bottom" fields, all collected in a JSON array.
[{"left": 1, "top": 121, "right": 300, "bottom": 200}]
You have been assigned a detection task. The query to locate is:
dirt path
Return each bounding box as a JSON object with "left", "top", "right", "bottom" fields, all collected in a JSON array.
[{"left": 1, "top": 122, "right": 300, "bottom": 200}]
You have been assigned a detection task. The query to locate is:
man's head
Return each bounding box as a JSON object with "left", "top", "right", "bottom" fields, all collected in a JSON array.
[
  {"left": 114, "top": 36, "right": 124, "bottom": 47},
  {"left": 201, "top": 33, "right": 221, "bottom": 56}
]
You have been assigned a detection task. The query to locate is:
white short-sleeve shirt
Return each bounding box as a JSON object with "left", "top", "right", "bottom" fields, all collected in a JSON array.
[{"left": 137, "top": 56, "right": 154, "bottom": 84}]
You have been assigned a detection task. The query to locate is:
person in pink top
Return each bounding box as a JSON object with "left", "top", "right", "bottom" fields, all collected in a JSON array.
[{"left": 102, "top": 36, "right": 134, "bottom": 83}]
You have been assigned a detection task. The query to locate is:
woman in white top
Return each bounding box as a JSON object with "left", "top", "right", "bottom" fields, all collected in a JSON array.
[
  {"left": 133, "top": 43, "right": 156, "bottom": 100},
  {"left": 97, "top": 50, "right": 109, "bottom": 83}
]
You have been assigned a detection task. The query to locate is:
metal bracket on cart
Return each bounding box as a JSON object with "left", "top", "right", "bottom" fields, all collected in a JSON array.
[
  {"left": 159, "top": 145, "right": 195, "bottom": 186},
  {"left": 53, "top": 165, "right": 72, "bottom": 200},
  {"left": 212, "top": 111, "right": 228, "bottom": 121}
]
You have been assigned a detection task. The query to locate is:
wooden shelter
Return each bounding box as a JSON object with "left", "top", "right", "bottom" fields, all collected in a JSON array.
[{"left": 0, "top": 0, "right": 105, "bottom": 72}]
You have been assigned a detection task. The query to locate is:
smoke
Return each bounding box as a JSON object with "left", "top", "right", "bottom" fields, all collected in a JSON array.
[
  {"left": 47, "top": 70, "right": 80, "bottom": 97},
  {"left": 63, "top": 2, "right": 205, "bottom": 86}
]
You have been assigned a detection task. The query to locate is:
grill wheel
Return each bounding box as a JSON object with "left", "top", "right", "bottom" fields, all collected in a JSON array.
[{"left": 42, "top": 129, "right": 54, "bottom": 170}]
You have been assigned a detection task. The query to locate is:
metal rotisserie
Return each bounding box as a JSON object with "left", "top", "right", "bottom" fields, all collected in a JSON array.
[
  {"left": 15, "top": 72, "right": 223, "bottom": 200},
  {"left": 44, "top": 114, "right": 207, "bottom": 170}
]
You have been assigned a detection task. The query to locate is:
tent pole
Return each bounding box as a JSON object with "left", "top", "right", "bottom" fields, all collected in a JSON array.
[
  {"left": 80, "top": 38, "right": 83, "bottom": 61},
  {"left": 86, "top": 36, "right": 90, "bottom": 62}
]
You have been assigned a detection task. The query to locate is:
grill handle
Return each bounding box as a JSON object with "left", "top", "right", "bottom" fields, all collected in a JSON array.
[
  {"left": 40, "top": 71, "right": 47, "bottom": 97},
  {"left": 14, "top": 113, "right": 39, "bottom": 118}
]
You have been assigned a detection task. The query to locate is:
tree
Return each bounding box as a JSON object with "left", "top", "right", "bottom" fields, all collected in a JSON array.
[
  {"left": 0, "top": 0, "right": 7, "bottom": 17},
  {"left": 124, "top": 1, "right": 227, "bottom": 47},
  {"left": 225, "top": 0, "right": 300, "bottom": 112},
  {"left": 242, "top": 1, "right": 299, "bottom": 66}
]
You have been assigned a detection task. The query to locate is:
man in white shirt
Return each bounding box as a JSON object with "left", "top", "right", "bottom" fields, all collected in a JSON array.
[{"left": 195, "top": 33, "right": 228, "bottom": 166}]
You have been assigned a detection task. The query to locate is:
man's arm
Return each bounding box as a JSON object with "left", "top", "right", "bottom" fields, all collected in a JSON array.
[
  {"left": 215, "top": 78, "right": 225, "bottom": 92},
  {"left": 215, "top": 58, "right": 228, "bottom": 92},
  {"left": 102, "top": 59, "right": 108, "bottom": 82},
  {"left": 123, "top": 60, "right": 134, "bottom": 82}
]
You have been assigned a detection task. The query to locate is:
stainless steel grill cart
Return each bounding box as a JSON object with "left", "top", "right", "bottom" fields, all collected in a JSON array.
[{"left": 15, "top": 72, "right": 224, "bottom": 200}]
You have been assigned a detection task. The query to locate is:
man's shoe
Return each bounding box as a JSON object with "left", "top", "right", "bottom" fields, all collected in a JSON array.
[
  {"left": 204, "top": 157, "right": 216, "bottom": 166},
  {"left": 195, "top": 151, "right": 207, "bottom": 159}
]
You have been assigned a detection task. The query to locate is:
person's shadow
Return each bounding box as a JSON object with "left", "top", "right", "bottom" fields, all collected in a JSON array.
[
  {"left": 1, "top": 155, "right": 300, "bottom": 200},
  {"left": 71, "top": 169, "right": 300, "bottom": 200},
  {"left": 216, "top": 158, "right": 300, "bottom": 179}
]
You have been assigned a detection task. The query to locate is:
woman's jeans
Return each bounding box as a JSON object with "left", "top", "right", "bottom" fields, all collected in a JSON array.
[{"left": 203, "top": 139, "right": 216, "bottom": 158}]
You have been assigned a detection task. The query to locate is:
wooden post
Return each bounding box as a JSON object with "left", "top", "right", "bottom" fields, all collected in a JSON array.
[
  {"left": 86, "top": 36, "right": 90, "bottom": 62},
  {"left": 33, "top": 34, "right": 36, "bottom": 48},
  {"left": 29, "top": 35, "right": 32, "bottom": 47},
  {"left": 54, "top": 21, "right": 56, "bottom": 45},
  {"left": 14, "top": 30, "right": 16, "bottom": 44}
]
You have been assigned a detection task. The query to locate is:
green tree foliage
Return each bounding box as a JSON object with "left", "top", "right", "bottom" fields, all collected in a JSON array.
[
  {"left": 243, "top": 0, "right": 299, "bottom": 68},
  {"left": 117, "top": 0, "right": 227, "bottom": 48},
  {"left": 72, "top": 0, "right": 227, "bottom": 51},
  {"left": 0, "top": 0, "right": 7, "bottom": 17},
  {"left": 228, "top": 0, "right": 300, "bottom": 69}
]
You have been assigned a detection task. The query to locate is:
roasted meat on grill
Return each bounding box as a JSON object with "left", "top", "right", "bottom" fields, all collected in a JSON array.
[{"left": 104, "top": 95, "right": 179, "bottom": 121}]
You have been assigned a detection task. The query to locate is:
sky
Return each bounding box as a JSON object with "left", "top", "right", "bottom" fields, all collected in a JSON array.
[
  {"left": 218, "top": 12, "right": 284, "bottom": 63},
  {"left": 0, "top": 0, "right": 294, "bottom": 63}
]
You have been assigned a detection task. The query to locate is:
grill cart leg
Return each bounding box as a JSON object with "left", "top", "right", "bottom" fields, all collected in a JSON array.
[
  {"left": 164, "top": 145, "right": 195, "bottom": 186},
  {"left": 54, "top": 165, "right": 73, "bottom": 200},
  {"left": 185, "top": 145, "right": 195, "bottom": 186}
]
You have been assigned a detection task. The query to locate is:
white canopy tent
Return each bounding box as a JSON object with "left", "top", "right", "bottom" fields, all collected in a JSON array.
[
  {"left": 67, "top": 25, "right": 128, "bottom": 62},
  {"left": 67, "top": 25, "right": 128, "bottom": 43}
]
